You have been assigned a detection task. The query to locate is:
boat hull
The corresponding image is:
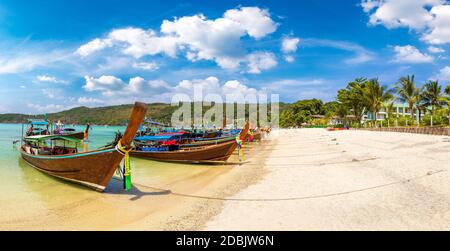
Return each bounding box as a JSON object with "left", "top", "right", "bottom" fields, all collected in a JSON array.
[
  {"left": 60, "top": 132, "right": 85, "bottom": 140},
  {"left": 131, "top": 140, "right": 238, "bottom": 162},
  {"left": 20, "top": 147, "right": 123, "bottom": 191}
]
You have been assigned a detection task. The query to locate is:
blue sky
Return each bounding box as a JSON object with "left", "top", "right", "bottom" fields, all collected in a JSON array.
[{"left": 0, "top": 0, "right": 449, "bottom": 113}]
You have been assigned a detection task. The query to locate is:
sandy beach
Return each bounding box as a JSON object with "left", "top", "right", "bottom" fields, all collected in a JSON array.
[
  {"left": 2, "top": 128, "right": 450, "bottom": 230},
  {"left": 205, "top": 128, "right": 450, "bottom": 230}
]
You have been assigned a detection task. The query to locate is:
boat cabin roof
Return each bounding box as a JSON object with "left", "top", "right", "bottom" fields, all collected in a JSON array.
[
  {"left": 27, "top": 119, "right": 49, "bottom": 126},
  {"left": 24, "top": 135, "right": 81, "bottom": 143},
  {"left": 134, "top": 135, "right": 181, "bottom": 141}
]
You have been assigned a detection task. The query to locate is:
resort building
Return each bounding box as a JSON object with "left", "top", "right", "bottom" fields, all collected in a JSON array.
[{"left": 361, "top": 103, "right": 430, "bottom": 124}]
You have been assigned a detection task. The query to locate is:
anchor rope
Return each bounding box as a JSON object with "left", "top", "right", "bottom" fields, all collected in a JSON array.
[
  {"left": 130, "top": 170, "right": 445, "bottom": 202},
  {"left": 115, "top": 140, "right": 133, "bottom": 191}
]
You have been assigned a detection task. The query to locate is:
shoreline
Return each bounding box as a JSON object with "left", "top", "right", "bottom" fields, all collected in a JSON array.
[
  {"left": 128, "top": 136, "right": 276, "bottom": 230},
  {"left": 0, "top": 135, "right": 274, "bottom": 230},
  {"left": 3, "top": 128, "right": 450, "bottom": 230}
]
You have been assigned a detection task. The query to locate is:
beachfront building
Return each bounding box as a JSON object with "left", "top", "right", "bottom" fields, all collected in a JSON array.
[{"left": 361, "top": 103, "right": 425, "bottom": 124}]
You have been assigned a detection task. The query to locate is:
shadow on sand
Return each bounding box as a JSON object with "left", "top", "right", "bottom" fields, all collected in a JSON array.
[{"left": 106, "top": 178, "right": 171, "bottom": 201}]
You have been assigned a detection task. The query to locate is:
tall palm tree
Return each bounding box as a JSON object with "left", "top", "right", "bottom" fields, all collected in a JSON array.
[
  {"left": 384, "top": 102, "right": 395, "bottom": 127},
  {"left": 421, "top": 80, "right": 443, "bottom": 127},
  {"left": 396, "top": 75, "right": 419, "bottom": 125},
  {"left": 363, "top": 78, "right": 394, "bottom": 127},
  {"left": 445, "top": 86, "right": 450, "bottom": 125}
]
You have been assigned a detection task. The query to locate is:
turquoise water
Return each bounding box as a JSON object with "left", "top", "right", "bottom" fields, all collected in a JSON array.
[
  {"left": 0, "top": 123, "right": 126, "bottom": 196},
  {"left": 0, "top": 123, "right": 240, "bottom": 229}
]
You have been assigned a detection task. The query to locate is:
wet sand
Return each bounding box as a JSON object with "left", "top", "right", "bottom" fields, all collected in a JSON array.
[{"left": 205, "top": 128, "right": 450, "bottom": 230}]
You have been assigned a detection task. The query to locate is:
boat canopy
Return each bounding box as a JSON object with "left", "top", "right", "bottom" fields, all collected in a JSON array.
[
  {"left": 134, "top": 135, "right": 181, "bottom": 141},
  {"left": 27, "top": 119, "right": 48, "bottom": 126},
  {"left": 24, "top": 135, "right": 82, "bottom": 143}
]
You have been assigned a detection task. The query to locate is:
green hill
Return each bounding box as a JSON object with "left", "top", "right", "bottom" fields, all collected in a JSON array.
[
  {"left": 0, "top": 102, "right": 289, "bottom": 125},
  {"left": 0, "top": 103, "right": 177, "bottom": 125}
]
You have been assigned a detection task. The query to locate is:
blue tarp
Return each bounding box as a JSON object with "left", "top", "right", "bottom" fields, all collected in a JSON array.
[
  {"left": 134, "top": 135, "right": 180, "bottom": 141},
  {"left": 28, "top": 119, "right": 48, "bottom": 126}
]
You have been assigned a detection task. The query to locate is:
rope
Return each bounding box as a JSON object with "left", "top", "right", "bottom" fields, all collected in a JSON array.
[
  {"left": 131, "top": 170, "right": 445, "bottom": 202},
  {"left": 236, "top": 135, "right": 243, "bottom": 161},
  {"left": 116, "top": 140, "right": 132, "bottom": 191}
]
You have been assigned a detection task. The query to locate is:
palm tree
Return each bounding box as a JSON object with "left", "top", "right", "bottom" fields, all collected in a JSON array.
[
  {"left": 363, "top": 78, "right": 394, "bottom": 127},
  {"left": 396, "top": 75, "right": 419, "bottom": 126},
  {"left": 384, "top": 102, "right": 395, "bottom": 127},
  {"left": 445, "top": 86, "right": 450, "bottom": 125},
  {"left": 421, "top": 80, "right": 443, "bottom": 127}
]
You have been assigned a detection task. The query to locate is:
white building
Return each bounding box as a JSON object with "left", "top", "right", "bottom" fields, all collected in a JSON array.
[{"left": 362, "top": 103, "right": 426, "bottom": 124}]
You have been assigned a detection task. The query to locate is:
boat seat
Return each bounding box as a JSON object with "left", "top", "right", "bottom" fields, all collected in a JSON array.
[
  {"left": 31, "top": 148, "right": 39, "bottom": 155},
  {"left": 24, "top": 146, "right": 31, "bottom": 154},
  {"left": 38, "top": 149, "right": 51, "bottom": 155}
]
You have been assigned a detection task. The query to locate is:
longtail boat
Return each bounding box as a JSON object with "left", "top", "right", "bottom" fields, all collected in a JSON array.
[
  {"left": 18, "top": 102, "right": 147, "bottom": 191},
  {"left": 52, "top": 124, "right": 91, "bottom": 140},
  {"left": 130, "top": 122, "right": 249, "bottom": 163}
]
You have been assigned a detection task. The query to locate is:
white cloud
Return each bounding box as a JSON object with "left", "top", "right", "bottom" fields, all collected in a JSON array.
[
  {"left": 302, "top": 38, "right": 375, "bottom": 64},
  {"left": 35, "top": 75, "right": 67, "bottom": 84},
  {"left": 77, "top": 97, "right": 105, "bottom": 104},
  {"left": 37, "top": 75, "right": 58, "bottom": 83},
  {"left": 261, "top": 78, "right": 333, "bottom": 102},
  {"left": 427, "top": 46, "right": 446, "bottom": 53},
  {"left": 132, "top": 61, "right": 159, "bottom": 71},
  {"left": 391, "top": 45, "right": 434, "bottom": 63},
  {"left": 27, "top": 103, "right": 71, "bottom": 113},
  {"left": 76, "top": 38, "right": 113, "bottom": 57},
  {"left": 83, "top": 75, "right": 126, "bottom": 95},
  {"left": 361, "top": 0, "right": 450, "bottom": 45},
  {"left": 108, "top": 28, "right": 179, "bottom": 58},
  {"left": 41, "top": 88, "right": 62, "bottom": 99},
  {"left": 284, "top": 55, "right": 295, "bottom": 63},
  {"left": 82, "top": 75, "right": 266, "bottom": 103},
  {"left": 0, "top": 50, "right": 68, "bottom": 74},
  {"left": 436, "top": 66, "right": 450, "bottom": 80},
  {"left": 361, "top": 0, "right": 380, "bottom": 13},
  {"left": 281, "top": 36, "right": 300, "bottom": 53},
  {"left": 83, "top": 75, "right": 170, "bottom": 97},
  {"left": 223, "top": 7, "right": 278, "bottom": 39},
  {"left": 76, "top": 6, "right": 279, "bottom": 73},
  {"left": 246, "top": 52, "right": 277, "bottom": 74},
  {"left": 422, "top": 5, "right": 450, "bottom": 44}
]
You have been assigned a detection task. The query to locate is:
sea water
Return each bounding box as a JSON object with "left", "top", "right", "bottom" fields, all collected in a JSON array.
[{"left": 0, "top": 123, "right": 238, "bottom": 229}]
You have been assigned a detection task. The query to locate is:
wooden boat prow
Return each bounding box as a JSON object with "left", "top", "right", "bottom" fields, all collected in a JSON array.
[{"left": 19, "top": 102, "right": 147, "bottom": 191}]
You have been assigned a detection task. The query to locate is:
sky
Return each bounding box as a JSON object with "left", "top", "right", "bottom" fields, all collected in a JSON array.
[{"left": 0, "top": 0, "right": 449, "bottom": 114}]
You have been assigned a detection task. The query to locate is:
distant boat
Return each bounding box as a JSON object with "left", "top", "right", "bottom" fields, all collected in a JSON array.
[
  {"left": 52, "top": 126, "right": 89, "bottom": 140},
  {"left": 18, "top": 102, "right": 147, "bottom": 191}
]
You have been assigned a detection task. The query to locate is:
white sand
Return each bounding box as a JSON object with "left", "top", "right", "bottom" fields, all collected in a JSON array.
[{"left": 205, "top": 128, "right": 450, "bottom": 230}]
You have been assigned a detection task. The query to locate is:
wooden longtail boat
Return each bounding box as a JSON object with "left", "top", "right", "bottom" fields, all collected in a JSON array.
[
  {"left": 180, "top": 135, "right": 237, "bottom": 148},
  {"left": 130, "top": 122, "right": 249, "bottom": 163},
  {"left": 53, "top": 124, "right": 91, "bottom": 140},
  {"left": 19, "top": 102, "right": 147, "bottom": 191}
]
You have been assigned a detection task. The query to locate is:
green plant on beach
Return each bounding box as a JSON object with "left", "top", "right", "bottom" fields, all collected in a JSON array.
[
  {"left": 443, "top": 85, "right": 450, "bottom": 125},
  {"left": 421, "top": 108, "right": 449, "bottom": 126},
  {"left": 384, "top": 102, "right": 395, "bottom": 127},
  {"left": 396, "top": 75, "right": 420, "bottom": 126},
  {"left": 363, "top": 78, "right": 393, "bottom": 128},
  {"left": 337, "top": 78, "right": 367, "bottom": 127},
  {"left": 421, "top": 80, "right": 444, "bottom": 127}
]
